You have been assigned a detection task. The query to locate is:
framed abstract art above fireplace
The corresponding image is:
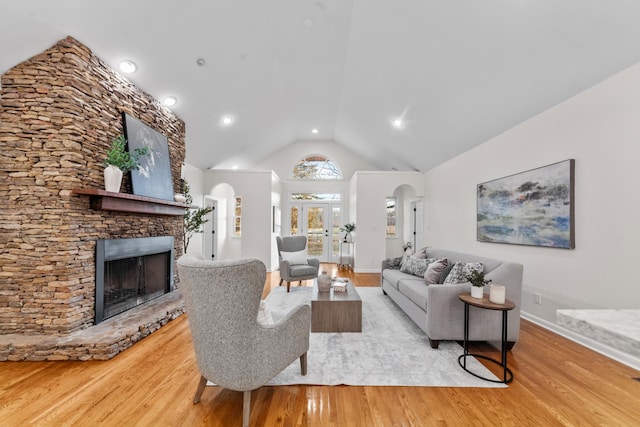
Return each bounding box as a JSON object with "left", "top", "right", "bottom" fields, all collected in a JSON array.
[
  {"left": 123, "top": 112, "right": 174, "bottom": 201},
  {"left": 477, "top": 159, "right": 575, "bottom": 249}
]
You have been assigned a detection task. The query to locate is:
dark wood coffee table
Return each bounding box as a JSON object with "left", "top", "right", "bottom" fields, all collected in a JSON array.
[{"left": 311, "top": 279, "right": 362, "bottom": 332}]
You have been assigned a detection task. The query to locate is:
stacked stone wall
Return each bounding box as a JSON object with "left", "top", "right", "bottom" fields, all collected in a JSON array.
[{"left": 0, "top": 37, "right": 186, "bottom": 336}]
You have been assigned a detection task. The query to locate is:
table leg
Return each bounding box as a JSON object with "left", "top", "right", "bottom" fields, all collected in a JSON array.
[
  {"left": 502, "top": 310, "right": 508, "bottom": 383},
  {"left": 463, "top": 302, "right": 469, "bottom": 369}
]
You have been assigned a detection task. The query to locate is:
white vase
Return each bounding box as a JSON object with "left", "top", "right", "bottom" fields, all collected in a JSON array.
[
  {"left": 104, "top": 165, "right": 123, "bottom": 193},
  {"left": 317, "top": 271, "right": 332, "bottom": 292},
  {"left": 470, "top": 286, "right": 484, "bottom": 299}
]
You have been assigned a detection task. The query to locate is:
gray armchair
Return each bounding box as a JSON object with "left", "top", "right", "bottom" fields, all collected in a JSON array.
[
  {"left": 177, "top": 254, "right": 311, "bottom": 427},
  {"left": 276, "top": 235, "right": 320, "bottom": 292}
]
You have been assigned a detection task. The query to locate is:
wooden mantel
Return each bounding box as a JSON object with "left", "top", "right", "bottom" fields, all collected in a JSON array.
[{"left": 73, "top": 188, "right": 193, "bottom": 216}]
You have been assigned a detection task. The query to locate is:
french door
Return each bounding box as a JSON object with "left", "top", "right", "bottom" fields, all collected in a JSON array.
[{"left": 290, "top": 203, "right": 341, "bottom": 263}]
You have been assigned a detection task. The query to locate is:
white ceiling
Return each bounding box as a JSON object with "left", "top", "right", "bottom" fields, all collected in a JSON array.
[{"left": 2, "top": 0, "right": 640, "bottom": 172}]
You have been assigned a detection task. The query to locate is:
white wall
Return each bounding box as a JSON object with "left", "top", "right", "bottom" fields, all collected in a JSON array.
[
  {"left": 255, "top": 140, "right": 376, "bottom": 181},
  {"left": 351, "top": 171, "right": 424, "bottom": 272},
  {"left": 204, "top": 170, "right": 274, "bottom": 269},
  {"left": 423, "top": 63, "right": 640, "bottom": 324}
]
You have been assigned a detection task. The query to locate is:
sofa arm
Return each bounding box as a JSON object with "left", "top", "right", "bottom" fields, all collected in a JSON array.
[
  {"left": 425, "top": 282, "right": 469, "bottom": 338},
  {"left": 307, "top": 258, "right": 320, "bottom": 270},
  {"left": 278, "top": 260, "right": 291, "bottom": 281}
]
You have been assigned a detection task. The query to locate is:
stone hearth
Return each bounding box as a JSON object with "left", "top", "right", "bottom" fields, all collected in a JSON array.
[{"left": 0, "top": 291, "right": 184, "bottom": 361}]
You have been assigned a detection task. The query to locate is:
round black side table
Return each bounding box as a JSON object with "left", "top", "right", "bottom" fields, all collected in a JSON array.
[{"left": 457, "top": 292, "right": 515, "bottom": 384}]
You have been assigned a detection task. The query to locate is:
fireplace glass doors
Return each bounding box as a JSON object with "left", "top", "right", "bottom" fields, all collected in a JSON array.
[{"left": 96, "top": 236, "right": 174, "bottom": 324}]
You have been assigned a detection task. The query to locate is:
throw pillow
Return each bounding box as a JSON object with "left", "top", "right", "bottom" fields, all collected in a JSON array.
[
  {"left": 280, "top": 250, "right": 308, "bottom": 265},
  {"left": 424, "top": 258, "right": 448, "bottom": 285},
  {"left": 400, "top": 255, "right": 430, "bottom": 278},
  {"left": 413, "top": 247, "right": 428, "bottom": 259},
  {"left": 438, "top": 263, "right": 454, "bottom": 284},
  {"left": 399, "top": 248, "right": 414, "bottom": 269},
  {"left": 443, "top": 261, "right": 484, "bottom": 284},
  {"left": 257, "top": 300, "right": 274, "bottom": 325},
  {"left": 385, "top": 256, "right": 403, "bottom": 269}
]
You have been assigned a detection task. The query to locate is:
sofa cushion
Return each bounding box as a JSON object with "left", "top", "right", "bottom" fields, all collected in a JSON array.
[
  {"left": 443, "top": 261, "right": 484, "bottom": 284},
  {"left": 281, "top": 250, "right": 308, "bottom": 265},
  {"left": 288, "top": 264, "right": 318, "bottom": 277},
  {"left": 400, "top": 256, "right": 433, "bottom": 278},
  {"left": 382, "top": 268, "right": 413, "bottom": 290},
  {"left": 424, "top": 258, "right": 448, "bottom": 285},
  {"left": 398, "top": 279, "right": 429, "bottom": 311}
]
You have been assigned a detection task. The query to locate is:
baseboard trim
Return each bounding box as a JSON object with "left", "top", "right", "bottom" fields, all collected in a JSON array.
[
  {"left": 354, "top": 268, "right": 380, "bottom": 274},
  {"left": 521, "top": 311, "right": 640, "bottom": 372}
]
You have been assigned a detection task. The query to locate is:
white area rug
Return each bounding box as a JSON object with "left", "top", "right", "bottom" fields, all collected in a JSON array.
[{"left": 265, "top": 286, "right": 506, "bottom": 388}]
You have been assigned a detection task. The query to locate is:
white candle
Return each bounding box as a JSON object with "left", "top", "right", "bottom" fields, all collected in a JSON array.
[{"left": 490, "top": 284, "right": 506, "bottom": 304}]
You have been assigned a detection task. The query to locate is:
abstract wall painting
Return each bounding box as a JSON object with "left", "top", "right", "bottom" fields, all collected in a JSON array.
[
  {"left": 477, "top": 159, "right": 575, "bottom": 249},
  {"left": 122, "top": 112, "right": 174, "bottom": 201}
]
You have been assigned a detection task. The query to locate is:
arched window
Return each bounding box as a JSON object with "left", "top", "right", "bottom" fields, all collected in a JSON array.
[{"left": 290, "top": 154, "right": 342, "bottom": 180}]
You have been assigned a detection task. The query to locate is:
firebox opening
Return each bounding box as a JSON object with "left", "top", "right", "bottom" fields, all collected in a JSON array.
[{"left": 96, "top": 236, "right": 174, "bottom": 324}]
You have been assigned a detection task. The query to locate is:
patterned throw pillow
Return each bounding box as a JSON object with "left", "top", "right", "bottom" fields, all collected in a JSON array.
[
  {"left": 400, "top": 256, "right": 430, "bottom": 278},
  {"left": 443, "top": 261, "right": 484, "bottom": 284},
  {"left": 399, "top": 249, "right": 414, "bottom": 269},
  {"left": 385, "top": 256, "right": 403, "bottom": 269},
  {"left": 424, "top": 258, "right": 448, "bottom": 285}
]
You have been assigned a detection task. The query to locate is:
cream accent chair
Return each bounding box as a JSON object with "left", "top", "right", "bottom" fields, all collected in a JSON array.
[
  {"left": 177, "top": 254, "right": 311, "bottom": 427},
  {"left": 276, "top": 235, "right": 320, "bottom": 292}
]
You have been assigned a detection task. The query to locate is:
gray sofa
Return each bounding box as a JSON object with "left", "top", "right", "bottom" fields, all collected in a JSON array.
[{"left": 381, "top": 247, "right": 523, "bottom": 349}]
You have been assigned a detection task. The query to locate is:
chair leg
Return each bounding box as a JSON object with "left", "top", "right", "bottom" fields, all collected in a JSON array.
[
  {"left": 242, "top": 390, "right": 251, "bottom": 427},
  {"left": 279, "top": 278, "right": 283, "bottom": 286},
  {"left": 287, "top": 281, "right": 291, "bottom": 292},
  {"left": 193, "top": 375, "right": 207, "bottom": 404},
  {"left": 300, "top": 352, "right": 307, "bottom": 376}
]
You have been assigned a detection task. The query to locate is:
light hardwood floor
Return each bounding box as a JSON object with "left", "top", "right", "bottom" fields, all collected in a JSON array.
[{"left": 1, "top": 265, "right": 639, "bottom": 426}]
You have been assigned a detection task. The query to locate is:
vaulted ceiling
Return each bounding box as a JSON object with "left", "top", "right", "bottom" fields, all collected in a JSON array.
[{"left": 3, "top": 1, "right": 640, "bottom": 172}]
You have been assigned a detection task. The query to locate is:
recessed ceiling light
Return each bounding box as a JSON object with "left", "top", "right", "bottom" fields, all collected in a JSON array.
[
  {"left": 163, "top": 96, "right": 177, "bottom": 107},
  {"left": 392, "top": 118, "right": 403, "bottom": 128},
  {"left": 119, "top": 60, "right": 137, "bottom": 74},
  {"left": 312, "top": 128, "right": 318, "bottom": 134},
  {"left": 196, "top": 58, "right": 206, "bottom": 66},
  {"left": 303, "top": 18, "right": 314, "bottom": 27},
  {"left": 221, "top": 115, "right": 234, "bottom": 126}
]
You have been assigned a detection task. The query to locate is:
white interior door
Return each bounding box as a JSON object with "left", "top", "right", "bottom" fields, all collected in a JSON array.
[
  {"left": 411, "top": 199, "right": 424, "bottom": 250},
  {"left": 203, "top": 197, "right": 217, "bottom": 260}
]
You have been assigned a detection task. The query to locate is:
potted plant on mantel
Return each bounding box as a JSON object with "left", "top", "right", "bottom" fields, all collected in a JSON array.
[
  {"left": 466, "top": 269, "right": 492, "bottom": 299},
  {"left": 340, "top": 222, "right": 356, "bottom": 242},
  {"left": 102, "top": 135, "right": 150, "bottom": 193}
]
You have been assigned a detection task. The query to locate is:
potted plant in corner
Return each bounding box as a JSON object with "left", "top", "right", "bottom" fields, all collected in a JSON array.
[
  {"left": 102, "top": 134, "right": 150, "bottom": 193},
  {"left": 466, "top": 269, "right": 491, "bottom": 299},
  {"left": 340, "top": 222, "right": 356, "bottom": 242}
]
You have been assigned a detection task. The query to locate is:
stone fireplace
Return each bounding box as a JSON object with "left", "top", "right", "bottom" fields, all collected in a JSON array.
[{"left": 0, "top": 37, "right": 187, "bottom": 360}]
